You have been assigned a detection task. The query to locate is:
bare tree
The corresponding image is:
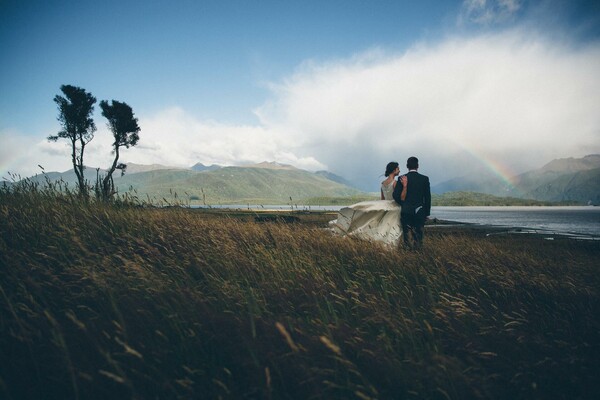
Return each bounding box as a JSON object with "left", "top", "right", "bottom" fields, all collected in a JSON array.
[
  {"left": 98, "top": 100, "right": 140, "bottom": 200},
  {"left": 48, "top": 85, "right": 97, "bottom": 198}
]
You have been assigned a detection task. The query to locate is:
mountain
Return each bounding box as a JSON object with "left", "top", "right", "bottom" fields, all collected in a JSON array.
[
  {"left": 15, "top": 162, "right": 363, "bottom": 204},
  {"left": 314, "top": 170, "right": 358, "bottom": 189},
  {"left": 124, "top": 162, "right": 181, "bottom": 174},
  {"left": 433, "top": 154, "right": 600, "bottom": 205},
  {"left": 510, "top": 154, "right": 600, "bottom": 191},
  {"left": 431, "top": 191, "right": 574, "bottom": 206},
  {"left": 113, "top": 165, "right": 362, "bottom": 203},
  {"left": 431, "top": 170, "right": 509, "bottom": 196},
  {"left": 14, "top": 168, "right": 102, "bottom": 189},
  {"left": 190, "top": 162, "right": 222, "bottom": 172},
  {"left": 13, "top": 155, "right": 599, "bottom": 204},
  {"left": 522, "top": 168, "right": 600, "bottom": 204},
  {"left": 244, "top": 161, "right": 297, "bottom": 170},
  {"left": 510, "top": 155, "right": 600, "bottom": 204},
  {"left": 535, "top": 154, "right": 600, "bottom": 174},
  {"left": 14, "top": 162, "right": 175, "bottom": 187}
]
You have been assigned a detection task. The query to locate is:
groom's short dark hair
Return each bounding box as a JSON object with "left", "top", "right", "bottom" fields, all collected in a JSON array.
[{"left": 407, "top": 156, "right": 419, "bottom": 170}]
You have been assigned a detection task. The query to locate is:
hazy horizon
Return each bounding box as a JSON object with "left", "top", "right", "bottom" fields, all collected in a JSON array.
[{"left": 5, "top": 153, "right": 599, "bottom": 196}]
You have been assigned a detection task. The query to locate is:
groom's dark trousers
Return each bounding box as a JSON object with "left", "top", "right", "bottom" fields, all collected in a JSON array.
[{"left": 393, "top": 171, "right": 431, "bottom": 248}]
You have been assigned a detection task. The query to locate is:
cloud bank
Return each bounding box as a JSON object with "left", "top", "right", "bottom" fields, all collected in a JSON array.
[
  {"left": 3, "top": 29, "right": 600, "bottom": 190},
  {"left": 255, "top": 29, "right": 600, "bottom": 187}
]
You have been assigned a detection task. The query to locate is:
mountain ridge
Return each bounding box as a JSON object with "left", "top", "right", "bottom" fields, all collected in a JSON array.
[
  {"left": 12, "top": 163, "right": 363, "bottom": 204},
  {"left": 190, "top": 162, "right": 223, "bottom": 172},
  {"left": 124, "top": 162, "right": 182, "bottom": 174},
  {"left": 433, "top": 154, "right": 600, "bottom": 205},
  {"left": 8, "top": 155, "right": 598, "bottom": 205},
  {"left": 114, "top": 165, "right": 363, "bottom": 203}
]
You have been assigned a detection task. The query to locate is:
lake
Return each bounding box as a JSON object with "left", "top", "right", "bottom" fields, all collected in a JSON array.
[
  {"left": 194, "top": 204, "right": 600, "bottom": 238},
  {"left": 431, "top": 206, "right": 600, "bottom": 238}
]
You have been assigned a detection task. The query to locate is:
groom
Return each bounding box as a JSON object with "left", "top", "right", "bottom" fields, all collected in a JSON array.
[{"left": 393, "top": 156, "right": 431, "bottom": 248}]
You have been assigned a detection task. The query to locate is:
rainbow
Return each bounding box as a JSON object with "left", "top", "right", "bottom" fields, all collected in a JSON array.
[{"left": 458, "top": 145, "right": 522, "bottom": 196}]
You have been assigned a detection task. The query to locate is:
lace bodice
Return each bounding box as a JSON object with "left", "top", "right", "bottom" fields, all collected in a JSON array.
[{"left": 381, "top": 181, "right": 395, "bottom": 200}]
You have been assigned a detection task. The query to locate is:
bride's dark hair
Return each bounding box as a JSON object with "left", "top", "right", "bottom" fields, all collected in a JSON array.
[{"left": 385, "top": 162, "right": 399, "bottom": 177}]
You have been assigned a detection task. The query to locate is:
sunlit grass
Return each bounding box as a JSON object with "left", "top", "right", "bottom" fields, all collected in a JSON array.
[{"left": 1, "top": 180, "right": 599, "bottom": 399}]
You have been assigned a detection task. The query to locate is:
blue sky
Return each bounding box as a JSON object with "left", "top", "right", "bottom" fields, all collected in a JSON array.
[{"left": 1, "top": 0, "right": 599, "bottom": 190}]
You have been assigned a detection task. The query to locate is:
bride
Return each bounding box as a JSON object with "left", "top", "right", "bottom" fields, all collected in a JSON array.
[{"left": 330, "top": 162, "right": 407, "bottom": 246}]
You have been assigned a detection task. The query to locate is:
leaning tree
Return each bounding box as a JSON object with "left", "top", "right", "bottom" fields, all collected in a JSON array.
[
  {"left": 98, "top": 100, "right": 140, "bottom": 200},
  {"left": 48, "top": 85, "right": 97, "bottom": 198}
]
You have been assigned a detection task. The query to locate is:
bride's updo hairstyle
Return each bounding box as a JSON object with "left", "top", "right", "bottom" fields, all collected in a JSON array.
[{"left": 385, "top": 162, "right": 399, "bottom": 177}]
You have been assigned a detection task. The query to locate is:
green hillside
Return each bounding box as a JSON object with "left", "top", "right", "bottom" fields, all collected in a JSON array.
[
  {"left": 13, "top": 160, "right": 594, "bottom": 206},
  {"left": 114, "top": 166, "right": 363, "bottom": 204},
  {"left": 434, "top": 155, "right": 600, "bottom": 204},
  {"left": 522, "top": 167, "right": 600, "bottom": 204},
  {"left": 509, "top": 155, "right": 600, "bottom": 202},
  {"left": 431, "top": 191, "right": 577, "bottom": 206}
]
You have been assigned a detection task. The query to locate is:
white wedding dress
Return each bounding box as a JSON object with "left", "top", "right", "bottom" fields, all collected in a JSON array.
[{"left": 329, "top": 181, "right": 402, "bottom": 246}]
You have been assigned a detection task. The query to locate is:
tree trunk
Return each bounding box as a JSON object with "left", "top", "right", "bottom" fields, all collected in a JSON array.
[
  {"left": 71, "top": 137, "right": 87, "bottom": 198},
  {"left": 102, "top": 145, "right": 120, "bottom": 201}
]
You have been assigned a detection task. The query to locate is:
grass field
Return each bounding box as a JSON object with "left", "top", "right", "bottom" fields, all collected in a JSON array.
[{"left": 1, "top": 182, "right": 599, "bottom": 399}]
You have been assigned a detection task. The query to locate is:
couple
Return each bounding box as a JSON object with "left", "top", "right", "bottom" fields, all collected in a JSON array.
[
  {"left": 387, "top": 157, "right": 431, "bottom": 248},
  {"left": 330, "top": 156, "right": 431, "bottom": 248}
]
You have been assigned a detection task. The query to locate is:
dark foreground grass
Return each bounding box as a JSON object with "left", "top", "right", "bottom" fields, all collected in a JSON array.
[{"left": 1, "top": 185, "right": 599, "bottom": 399}]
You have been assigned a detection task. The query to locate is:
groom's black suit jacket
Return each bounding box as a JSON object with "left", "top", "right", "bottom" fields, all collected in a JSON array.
[{"left": 393, "top": 170, "right": 431, "bottom": 217}]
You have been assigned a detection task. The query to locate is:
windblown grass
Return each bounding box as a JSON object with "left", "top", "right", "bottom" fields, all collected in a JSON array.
[{"left": 1, "top": 181, "right": 599, "bottom": 399}]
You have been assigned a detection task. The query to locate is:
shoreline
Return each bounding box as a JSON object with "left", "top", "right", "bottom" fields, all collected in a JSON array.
[
  {"left": 427, "top": 216, "right": 600, "bottom": 240},
  {"left": 427, "top": 222, "right": 600, "bottom": 241},
  {"left": 186, "top": 207, "right": 600, "bottom": 241}
]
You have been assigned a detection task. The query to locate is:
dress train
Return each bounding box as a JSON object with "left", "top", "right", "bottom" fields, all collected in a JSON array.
[{"left": 329, "top": 200, "right": 401, "bottom": 246}]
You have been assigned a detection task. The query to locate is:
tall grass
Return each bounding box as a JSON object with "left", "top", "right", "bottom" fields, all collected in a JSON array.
[{"left": 1, "top": 180, "right": 599, "bottom": 399}]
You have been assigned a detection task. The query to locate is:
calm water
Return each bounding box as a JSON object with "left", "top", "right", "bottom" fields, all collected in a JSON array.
[
  {"left": 431, "top": 206, "right": 600, "bottom": 237},
  {"left": 194, "top": 204, "right": 600, "bottom": 237}
]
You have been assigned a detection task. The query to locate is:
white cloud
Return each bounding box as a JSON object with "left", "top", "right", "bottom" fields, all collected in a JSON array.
[
  {"left": 0, "top": 130, "right": 71, "bottom": 180},
  {"left": 255, "top": 30, "right": 600, "bottom": 187},
  {"left": 1, "top": 107, "right": 327, "bottom": 180},
  {"left": 111, "top": 107, "right": 326, "bottom": 171}
]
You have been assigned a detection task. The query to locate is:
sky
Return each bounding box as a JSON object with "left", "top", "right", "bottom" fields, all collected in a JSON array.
[{"left": 1, "top": 0, "right": 599, "bottom": 190}]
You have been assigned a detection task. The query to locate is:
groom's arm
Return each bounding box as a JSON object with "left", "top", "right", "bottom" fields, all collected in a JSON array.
[
  {"left": 392, "top": 179, "right": 404, "bottom": 205},
  {"left": 423, "top": 176, "right": 431, "bottom": 216}
]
